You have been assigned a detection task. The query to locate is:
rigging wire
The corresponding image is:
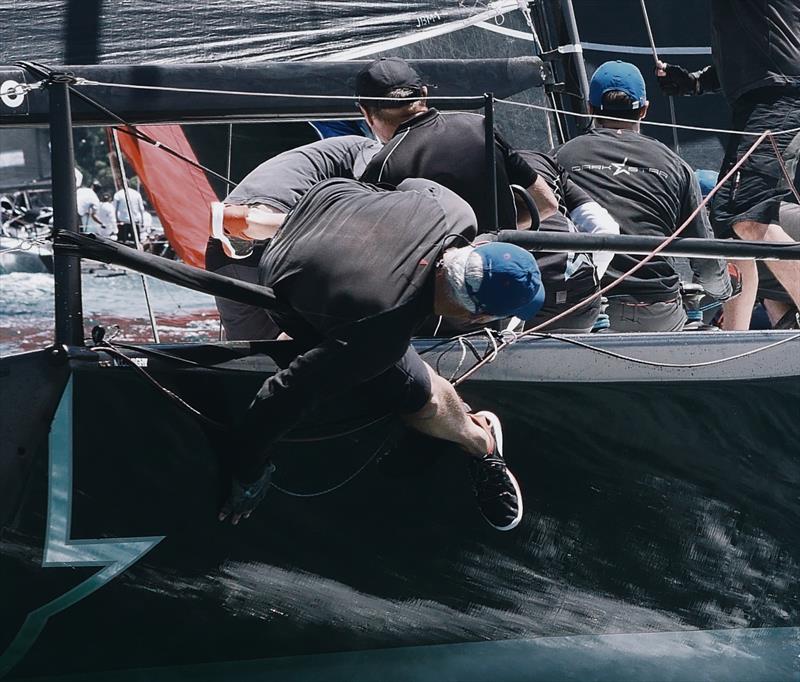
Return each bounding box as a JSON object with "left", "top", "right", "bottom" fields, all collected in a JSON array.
[
  {"left": 16, "top": 61, "right": 238, "bottom": 186},
  {"left": 503, "top": 330, "right": 800, "bottom": 369},
  {"left": 0, "top": 237, "right": 50, "bottom": 255},
  {"left": 111, "top": 128, "right": 161, "bottom": 344},
  {"left": 71, "top": 78, "right": 487, "bottom": 103},
  {"left": 638, "top": 0, "right": 681, "bottom": 154},
  {"left": 48, "top": 75, "right": 800, "bottom": 139},
  {"left": 496, "top": 96, "right": 800, "bottom": 139},
  {"left": 515, "top": 0, "right": 556, "bottom": 148},
  {"left": 88, "top": 333, "right": 392, "bottom": 443},
  {"left": 270, "top": 432, "right": 393, "bottom": 498}
]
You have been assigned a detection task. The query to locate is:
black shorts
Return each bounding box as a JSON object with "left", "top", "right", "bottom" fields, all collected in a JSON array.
[
  {"left": 756, "top": 201, "right": 800, "bottom": 303},
  {"left": 359, "top": 345, "right": 432, "bottom": 415},
  {"left": 711, "top": 87, "right": 800, "bottom": 238}
]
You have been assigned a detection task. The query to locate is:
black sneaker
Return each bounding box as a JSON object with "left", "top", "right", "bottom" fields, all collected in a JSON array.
[{"left": 467, "top": 411, "right": 523, "bottom": 531}]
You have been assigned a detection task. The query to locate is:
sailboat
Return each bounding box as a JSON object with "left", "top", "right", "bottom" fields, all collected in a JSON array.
[{"left": 1, "top": 2, "right": 798, "bottom": 680}]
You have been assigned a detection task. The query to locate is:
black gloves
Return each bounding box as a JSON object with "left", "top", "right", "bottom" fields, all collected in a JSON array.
[
  {"left": 657, "top": 64, "right": 720, "bottom": 97},
  {"left": 219, "top": 461, "right": 276, "bottom": 525},
  {"left": 657, "top": 64, "right": 700, "bottom": 96}
]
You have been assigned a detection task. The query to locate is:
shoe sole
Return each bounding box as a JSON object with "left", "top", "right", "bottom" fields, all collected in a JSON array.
[{"left": 474, "top": 410, "right": 523, "bottom": 531}]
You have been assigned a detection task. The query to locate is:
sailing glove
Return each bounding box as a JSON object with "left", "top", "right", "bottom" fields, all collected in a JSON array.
[
  {"left": 219, "top": 461, "right": 276, "bottom": 524},
  {"left": 657, "top": 64, "right": 720, "bottom": 97},
  {"left": 657, "top": 64, "right": 700, "bottom": 96}
]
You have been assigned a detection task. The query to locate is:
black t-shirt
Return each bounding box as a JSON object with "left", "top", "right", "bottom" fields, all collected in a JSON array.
[
  {"left": 711, "top": 0, "right": 800, "bottom": 102},
  {"left": 517, "top": 150, "right": 598, "bottom": 315},
  {"left": 225, "top": 135, "right": 381, "bottom": 210},
  {"left": 519, "top": 150, "right": 591, "bottom": 217},
  {"left": 260, "top": 177, "right": 477, "bottom": 338},
  {"left": 359, "top": 109, "right": 538, "bottom": 231},
  {"left": 556, "top": 128, "right": 726, "bottom": 302}
]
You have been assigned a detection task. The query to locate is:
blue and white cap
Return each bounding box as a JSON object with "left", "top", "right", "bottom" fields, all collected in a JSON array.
[
  {"left": 589, "top": 60, "right": 647, "bottom": 110},
  {"left": 443, "top": 242, "right": 545, "bottom": 321}
]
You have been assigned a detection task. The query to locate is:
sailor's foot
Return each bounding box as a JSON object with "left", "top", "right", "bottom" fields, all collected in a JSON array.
[
  {"left": 211, "top": 202, "right": 254, "bottom": 259},
  {"left": 775, "top": 308, "right": 800, "bottom": 330},
  {"left": 467, "top": 411, "right": 523, "bottom": 531}
]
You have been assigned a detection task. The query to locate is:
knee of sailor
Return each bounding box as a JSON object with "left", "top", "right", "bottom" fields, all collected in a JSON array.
[{"left": 732, "top": 220, "right": 767, "bottom": 241}]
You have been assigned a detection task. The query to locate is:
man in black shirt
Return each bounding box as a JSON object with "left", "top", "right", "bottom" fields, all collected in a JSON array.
[
  {"left": 657, "top": 0, "right": 800, "bottom": 330},
  {"left": 355, "top": 57, "right": 558, "bottom": 231},
  {"left": 216, "top": 177, "right": 545, "bottom": 532},
  {"left": 556, "top": 61, "right": 731, "bottom": 332},
  {"left": 206, "top": 135, "right": 380, "bottom": 340},
  {"left": 515, "top": 150, "right": 605, "bottom": 333}
]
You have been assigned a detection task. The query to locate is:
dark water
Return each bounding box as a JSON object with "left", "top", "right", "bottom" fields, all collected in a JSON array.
[{"left": 0, "top": 270, "right": 219, "bottom": 356}]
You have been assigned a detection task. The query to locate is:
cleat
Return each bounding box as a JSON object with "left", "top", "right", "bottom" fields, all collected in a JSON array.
[
  {"left": 211, "top": 202, "right": 254, "bottom": 259},
  {"left": 467, "top": 411, "right": 523, "bottom": 531}
]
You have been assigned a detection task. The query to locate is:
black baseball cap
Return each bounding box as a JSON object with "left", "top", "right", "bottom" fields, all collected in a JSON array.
[{"left": 355, "top": 58, "right": 424, "bottom": 107}]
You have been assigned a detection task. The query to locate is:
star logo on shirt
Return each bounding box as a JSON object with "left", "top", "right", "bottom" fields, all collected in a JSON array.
[{"left": 612, "top": 158, "right": 631, "bottom": 176}]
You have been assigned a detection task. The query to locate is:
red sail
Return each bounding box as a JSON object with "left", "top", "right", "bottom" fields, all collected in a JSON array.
[{"left": 116, "top": 126, "right": 214, "bottom": 268}]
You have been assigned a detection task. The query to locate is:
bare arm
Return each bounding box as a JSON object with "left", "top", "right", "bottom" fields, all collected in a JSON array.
[{"left": 523, "top": 175, "right": 558, "bottom": 225}]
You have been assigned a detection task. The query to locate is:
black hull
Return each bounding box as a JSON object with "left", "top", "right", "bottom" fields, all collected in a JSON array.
[{"left": 1, "top": 334, "right": 799, "bottom": 679}]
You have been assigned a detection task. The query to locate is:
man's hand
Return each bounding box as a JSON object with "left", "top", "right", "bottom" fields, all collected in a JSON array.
[
  {"left": 218, "top": 462, "right": 275, "bottom": 525},
  {"left": 656, "top": 61, "right": 699, "bottom": 97}
]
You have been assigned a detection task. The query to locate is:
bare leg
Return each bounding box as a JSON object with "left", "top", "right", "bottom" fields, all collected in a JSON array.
[
  {"left": 734, "top": 220, "right": 800, "bottom": 308},
  {"left": 401, "top": 362, "right": 490, "bottom": 458},
  {"left": 763, "top": 298, "right": 793, "bottom": 326},
  {"left": 722, "top": 259, "right": 758, "bottom": 330}
]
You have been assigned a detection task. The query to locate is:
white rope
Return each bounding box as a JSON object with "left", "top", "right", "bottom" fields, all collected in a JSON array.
[
  {"left": 67, "top": 78, "right": 800, "bottom": 139},
  {"left": 495, "top": 96, "right": 800, "bottom": 138},
  {"left": 523, "top": 331, "right": 800, "bottom": 369},
  {"left": 449, "top": 337, "right": 471, "bottom": 381},
  {"left": 72, "top": 78, "right": 486, "bottom": 103}
]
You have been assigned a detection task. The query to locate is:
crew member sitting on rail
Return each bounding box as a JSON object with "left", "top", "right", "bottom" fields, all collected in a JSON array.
[
  {"left": 207, "top": 135, "right": 381, "bottom": 340},
  {"left": 212, "top": 177, "right": 545, "bottom": 532},
  {"left": 356, "top": 57, "right": 559, "bottom": 231},
  {"left": 555, "top": 61, "right": 732, "bottom": 333},
  {"left": 515, "top": 150, "right": 619, "bottom": 333}
]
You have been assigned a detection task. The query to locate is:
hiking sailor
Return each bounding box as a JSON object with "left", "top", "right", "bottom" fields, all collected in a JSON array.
[
  {"left": 656, "top": 0, "right": 800, "bottom": 330},
  {"left": 213, "top": 177, "right": 545, "bottom": 531},
  {"left": 356, "top": 57, "right": 559, "bottom": 230},
  {"left": 556, "top": 61, "right": 732, "bottom": 332},
  {"left": 207, "top": 134, "right": 381, "bottom": 340}
]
